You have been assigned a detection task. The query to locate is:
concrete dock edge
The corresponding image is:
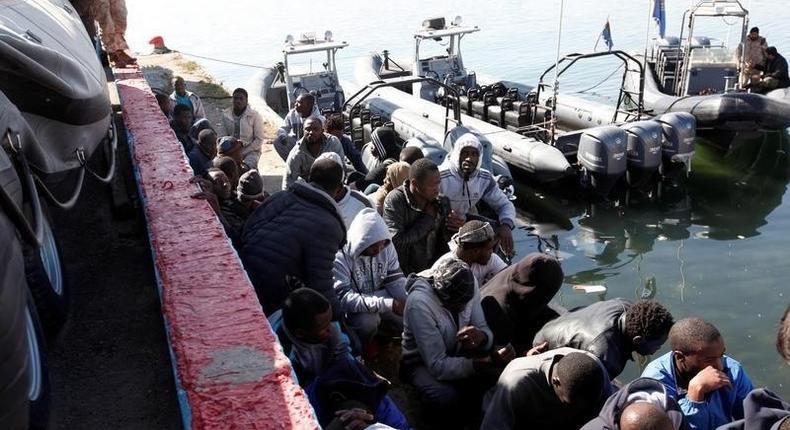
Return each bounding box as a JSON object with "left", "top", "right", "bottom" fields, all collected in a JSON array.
[{"left": 114, "top": 66, "right": 319, "bottom": 429}]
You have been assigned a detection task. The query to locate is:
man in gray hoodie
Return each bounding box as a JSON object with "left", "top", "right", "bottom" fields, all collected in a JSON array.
[
  {"left": 438, "top": 128, "right": 516, "bottom": 255},
  {"left": 400, "top": 259, "right": 507, "bottom": 426},
  {"left": 333, "top": 208, "right": 407, "bottom": 344}
]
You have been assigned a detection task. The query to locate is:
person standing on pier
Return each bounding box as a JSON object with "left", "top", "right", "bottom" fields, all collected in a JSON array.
[{"left": 220, "top": 88, "right": 265, "bottom": 168}]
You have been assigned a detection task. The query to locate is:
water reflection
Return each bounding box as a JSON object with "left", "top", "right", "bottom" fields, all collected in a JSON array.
[{"left": 515, "top": 129, "right": 789, "bottom": 287}]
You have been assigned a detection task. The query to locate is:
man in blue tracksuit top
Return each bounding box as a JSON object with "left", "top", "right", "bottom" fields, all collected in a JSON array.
[{"left": 641, "top": 317, "right": 754, "bottom": 430}]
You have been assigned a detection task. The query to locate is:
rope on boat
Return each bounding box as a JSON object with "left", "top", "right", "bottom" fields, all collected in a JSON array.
[
  {"left": 574, "top": 64, "right": 624, "bottom": 94},
  {"left": 176, "top": 50, "right": 269, "bottom": 69}
]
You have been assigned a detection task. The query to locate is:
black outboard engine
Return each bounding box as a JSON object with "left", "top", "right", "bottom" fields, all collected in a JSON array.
[
  {"left": 577, "top": 126, "right": 627, "bottom": 197},
  {"left": 621, "top": 120, "right": 663, "bottom": 187},
  {"left": 654, "top": 112, "right": 696, "bottom": 171}
]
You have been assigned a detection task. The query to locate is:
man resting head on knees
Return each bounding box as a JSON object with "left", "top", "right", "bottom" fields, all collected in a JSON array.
[
  {"left": 620, "top": 402, "right": 675, "bottom": 430},
  {"left": 481, "top": 348, "right": 611, "bottom": 430}
]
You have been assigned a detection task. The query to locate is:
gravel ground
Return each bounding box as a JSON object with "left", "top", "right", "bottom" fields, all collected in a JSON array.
[{"left": 45, "top": 110, "right": 182, "bottom": 429}]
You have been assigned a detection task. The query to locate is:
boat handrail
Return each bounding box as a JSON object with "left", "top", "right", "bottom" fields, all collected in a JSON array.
[
  {"left": 343, "top": 76, "right": 462, "bottom": 136},
  {"left": 535, "top": 50, "right": 646, "bottom": 126}
]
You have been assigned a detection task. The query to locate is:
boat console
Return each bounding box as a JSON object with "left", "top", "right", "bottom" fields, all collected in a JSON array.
[{"left": 266, "top": 32, "right": 348, "bottom": 115}]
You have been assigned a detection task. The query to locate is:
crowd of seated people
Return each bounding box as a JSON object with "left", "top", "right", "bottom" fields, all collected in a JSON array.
[{"left": 160, "top": 82, "right": 789, "bottom": 430}]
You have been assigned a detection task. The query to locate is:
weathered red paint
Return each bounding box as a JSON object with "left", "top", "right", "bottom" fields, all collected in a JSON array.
[{"left": 115, "top": 68, "right": 318, "bottom": 430}]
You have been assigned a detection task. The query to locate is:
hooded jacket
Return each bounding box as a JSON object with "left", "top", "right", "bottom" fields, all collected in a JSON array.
[
  {"left": 241, "top": 182, "right": 346, "bottom": 316},
  {"left": 480, "top": 253, "right": 564, "bottom": 354},
  {"left": 481, "top": 347, "right": 612, "bottom": 430},
  {"left": 400, "top": 277, "right": 493, "bottom": 381},
  {"left": 334, "top": 208, "right": 407, "bottom": 314},
  {"left": 383, "top": 180, "right": 451, "bottom": 275},
  {"left": 717, "top": 388, "right": 790, "bottom": 430},
  {"left": 370, "top": 161, "right": 411, "bottom": 215},
  {"left": 533, "top": 298, "right": 634, "bottom": 378},
  {"left": 581, "top": 377, "right": 689, "bottom": 430},
  {"left": 438, "top": 132, "right": 516, "bottom": 228}
]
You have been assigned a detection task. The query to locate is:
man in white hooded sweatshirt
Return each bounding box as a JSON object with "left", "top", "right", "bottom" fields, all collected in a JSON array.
[
  {"left": 439, "top": 128, "right": 517, "bottom": 255},
  {"left": 333, "top": 208, "right": 407, "bottom": 344}
]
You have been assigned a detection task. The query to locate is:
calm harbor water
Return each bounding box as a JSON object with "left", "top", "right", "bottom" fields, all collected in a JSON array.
[{"left": 127, "top": 0, "right": 789, "bottom": 394}]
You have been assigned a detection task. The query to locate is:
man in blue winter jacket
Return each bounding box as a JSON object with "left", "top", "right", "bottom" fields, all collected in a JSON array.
[{"left": 642, "top": 317, "right": 754, "bottom": 430}]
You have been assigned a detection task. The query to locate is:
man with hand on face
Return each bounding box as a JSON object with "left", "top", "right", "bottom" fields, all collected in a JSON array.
[
  {"left": 642, "top": 317, "right": 754, "bottom": 430},
  {"left": 283, "top": 116, "right": 345, "bottom": 190},
  {"left": 333, "top": 208, "right": 407, "bottom": 345},
  {"left": 438, "top": 128, "right": 516, "bottom": 257},
  {"left": 220, "top": 88, "right": 265, "bottom": 168},
  {"left": 383, "top": 158, "right": 458, "bottom": 275},
  {"left": 275, "top": 93, "right": 325, "bottom": 161}
]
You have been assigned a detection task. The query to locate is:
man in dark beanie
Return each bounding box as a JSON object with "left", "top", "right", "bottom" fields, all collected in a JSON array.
[
  {"left": 236, "top": 169, "right": 267, "bottom": 211},
  {"left": 400, "top": 259, "right": 508, "bottom": 427},
  {"left": 188, "top": 129, "right": 216, "bottom": 177},
  {"left": 217, "top": 136, "right": 251, "bottom": 175},
  {"left": 480, "top": 252, "right": 565, "bottom": 355}
]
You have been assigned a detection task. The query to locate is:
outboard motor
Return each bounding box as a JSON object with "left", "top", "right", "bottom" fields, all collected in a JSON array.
[
  {"left": 654, "top": 112, "right": 696, "bottom": 172},
  {"left": 577, "top": 126, "right": 628, "bottom": 197},
  {"left": 621, "top": 120, "right": 663, "bottom": 187}
]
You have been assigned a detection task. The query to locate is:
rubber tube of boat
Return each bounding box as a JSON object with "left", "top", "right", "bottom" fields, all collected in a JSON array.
[{"left": 356, "top": 84, "right": 572, "bottom": 182}]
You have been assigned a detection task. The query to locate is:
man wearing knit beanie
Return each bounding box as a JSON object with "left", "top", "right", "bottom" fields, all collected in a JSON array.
[
  {"left": 420, "top": 220, "right": 508, "bottom": 287},
  {"left": 236, "top": 170, "right": 267, "bottom": 211}
]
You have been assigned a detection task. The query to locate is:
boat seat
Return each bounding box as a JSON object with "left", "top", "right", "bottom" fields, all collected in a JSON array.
[
  {"left": 504, "top": 102, "right": 530, "bottom": 129},
  {"left": 471, "top": 92, "right": 496, "bottom": 120},
  {"left": 487, "top": 98, "right": 514, "bottom": 127},
  {"left": 459, "top": 88, "right": 479, "bottom": 115}
]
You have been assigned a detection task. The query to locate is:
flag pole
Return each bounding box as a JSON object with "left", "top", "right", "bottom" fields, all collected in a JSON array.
[
  {"left": 644, "top": 0, "right": 653, "bottom": 62},
  {"left": 550, "top": 0, "right": 565, "bottom": 146}
]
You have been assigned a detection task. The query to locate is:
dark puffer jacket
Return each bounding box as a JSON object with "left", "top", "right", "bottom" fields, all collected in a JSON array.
[
  {"left": 382, "top": 180, "right": 451, "bottom": 275},
  {"left": 581, "top": 377, "right": 689, "bottom": 430},
  {"left": 241, "top": 182, "right": 346, "bottom": 316},
  {"left": 533, "top": 298, "right": 633, "bottom": 378}
]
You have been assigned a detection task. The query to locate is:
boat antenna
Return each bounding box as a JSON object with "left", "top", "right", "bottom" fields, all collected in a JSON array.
[{"left": 550, "top": 0, "right": 566, "bottom": 146}]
